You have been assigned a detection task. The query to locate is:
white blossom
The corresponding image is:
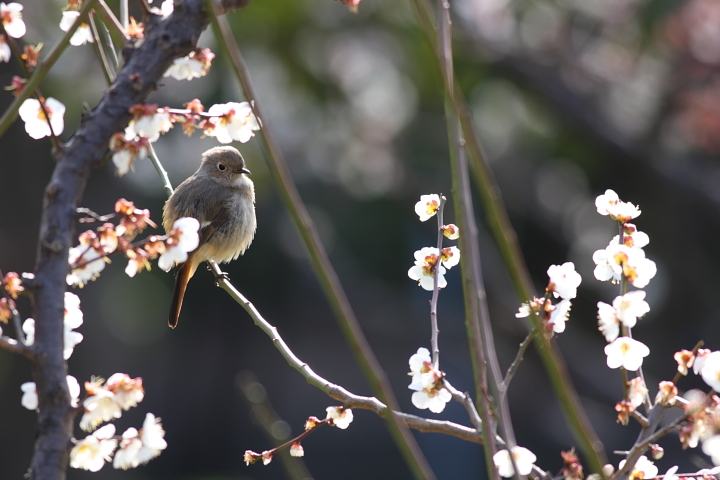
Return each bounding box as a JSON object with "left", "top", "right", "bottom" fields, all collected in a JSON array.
[
  {"left": 695, "top": 349, "right": 712, "bottom": 375},
  {"left": 0, "top": 34, "right": 10, "bottom": 62},
  {"left": 700, "top": 351, "right": 720, "bottom": 392},
  {"left": 80, "top": 388, "right": 122, "bottom": 432},
  {"left": 128, "top": 110, "right": 172, "bottom": 143},
  {"left": 414, "top": 194, "right": 441, "bottom": 222},
  {"left": 627, "top": 377, "right": 647, "bottom": 409},
  {"left": 592, "top": 243, "right": 656, "bottom": 288},
  {"left": 663, "top": 466, "right": 679, "bottom": 480},
  {"left": 18, "top": 97, "right": 65, "bottom": 139},
  {"left": 597, "top": 301, "right": 620, "bottom": 342},
  {"left": 106, "top": 373, "right": 144, "bottom": 410},
  {"left": 135, "top": 413, "right": 167, "bottom": 464},
  {"left": 493, "top": 447, "right": 537, "bottom": 478},
  {"left": 289, "top": 443, "right": 304, "bottom": 457},
  {"left": 547, "top": 262, "right": 582, "bottom": 299},
  {"left": 408, "top": 247, "right": 447, "bottom": 291},
  {"left": 411, "top": 388, "right": 452, "bottom": 413},
  {"left": 440, "top": 246, "right": 460, "bottom": 269},
  {"left": 59, "top": 11, "right": 94, "bottom": 46},
  {"left": 612, "top": 291, "right": 650, "bottom": 328},
  {"left": 619, "top": 456, "right": 658, "bottom": 480},
  {"left": 70, "top": 424, "right": 118, "bottom": 472},
  {"left": 703, "top": 436, "right": 720, "bottom": 466},
  {"left": 326, "top": 406, "right": 353, "bottom": 429},
  {"left": 605, "top": 337, "right": 650, "bottom": 371},
  {"left": 20, "top": 381, "right": 37, "bottom": 410},
  {"left": 113, "top": 428, "right": 142, "bottom": 470},
  {"left": 595, "top": 189, "right": 641, "bottom": 221},
  {"left": 206, "top": 102, "right": 260, "bottom": 144},
  {"left": 0, "top": 2, "right": 25, "bottom": 38},
  {"left": 548, "top": 299, "right": 572, "bottom": 333},
  {"left": 158, "top": 217, "right": 200, "bottom": 271}
]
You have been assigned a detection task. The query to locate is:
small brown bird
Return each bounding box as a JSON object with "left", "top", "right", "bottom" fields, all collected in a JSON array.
[{"left": 163, "top": 146, "right": 256, "bottom": 328}]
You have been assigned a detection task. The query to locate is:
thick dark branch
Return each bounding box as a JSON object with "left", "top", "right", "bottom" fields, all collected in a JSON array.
[{"left": 28, "top": 2, "right": 248, "bottom": 479}]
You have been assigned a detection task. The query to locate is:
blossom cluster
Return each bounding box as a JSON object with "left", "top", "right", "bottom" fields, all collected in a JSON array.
[
  {"left": 516, "top": 262, "right": 581, "bottom": 336},
  {"left": 243, "top": 406, "right": 353, "bottom": 467},
  {"left": 593, "top": 190, "right": 655, "bottom": 375},
  {"left": 407, "top": 347, "right": 452, "bottom": 413},
  {"left": 109, "top": 100, "right": 259, "bottom": 175},
  {"left": 407, "top": 194, "right": 460, "bottom": 291},
  {"left": 67, "top": 199, "right": 200, "bottom": 287}
]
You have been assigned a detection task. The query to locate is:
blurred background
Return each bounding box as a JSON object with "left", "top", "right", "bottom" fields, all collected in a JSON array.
[{"left": 1, "top": 0, "right": 720, "bottom": 478}]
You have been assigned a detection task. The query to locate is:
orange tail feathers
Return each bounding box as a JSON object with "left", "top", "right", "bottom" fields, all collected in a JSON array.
[{"left": 168, "top": 258, "right": 199, "bottom": 328}]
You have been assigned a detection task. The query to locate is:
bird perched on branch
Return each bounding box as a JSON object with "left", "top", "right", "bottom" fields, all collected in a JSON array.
[{"left": 162, "top": 146, "right": 256, "bottom": 328}]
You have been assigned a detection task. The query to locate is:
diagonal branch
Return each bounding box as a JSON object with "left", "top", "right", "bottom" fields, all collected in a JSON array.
[{"left": 206, "top": 5, "right": 436, "bottom": 480}]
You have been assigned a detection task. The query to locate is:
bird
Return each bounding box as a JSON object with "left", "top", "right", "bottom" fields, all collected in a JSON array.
[{"left": 162, "top": 146, "right": 256, "bottom": 328}]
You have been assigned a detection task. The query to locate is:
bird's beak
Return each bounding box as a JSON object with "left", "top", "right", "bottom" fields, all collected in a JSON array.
[{"left": 240, "top": 167, "right": 251, "bottom": 175}]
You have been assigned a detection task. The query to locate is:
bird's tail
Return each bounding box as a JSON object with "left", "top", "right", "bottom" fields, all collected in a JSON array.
[{"left": 168, "top": 257, "right": 198, "bottom": 328}]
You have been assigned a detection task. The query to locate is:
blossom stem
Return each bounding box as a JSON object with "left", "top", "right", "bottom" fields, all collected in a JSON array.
[
  {"left": 88, "top": 13, "right": 114, "bottom": 85},
  {"left": 260, "top": 419, "right": 329, "bottom": 458},
  {"left": 206, "top": 6, "right": 436, "bottom": 480},
  {"left": 147, "top": 144, "right": 174, "bottom": 197},
  {"left": 0, "top": 0, "right": 100, "bottom": 138},
  {"left": 501, "top": 327, "right": 538, "bottom": 398},
  {"left": 94, "top": 0, "right": 127, "bottom": 48},
  {"left": 430, "top": 196, "right": 446, "bottom": 369}
]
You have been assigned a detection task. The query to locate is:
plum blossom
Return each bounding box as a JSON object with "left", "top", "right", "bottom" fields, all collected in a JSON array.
[
  {"left": 206, "top": 101, "right": 260, "bottom": 144},
  {"left": 158, "top": 217, "right": 200, "bottom": 271},
  {"left": 113, "top": 428, "right": 142, "bottom": 470},
  {"left": 695, "top": 348, "right": 712, "bottom": 375},
  {"left": 440, "top": 246, "right": 460, "bottom": 269},
  {"left": 20, "top": 381, "right": 37, "bottom": 410},
  {"left": 408, "top": 247, "right": 447, "bottom": 291},
  {"left": 675, "top": 349, "right": 695, "bottom": 376},
  {"left": 408, "top": 347, "right": 452, "bottom": 413},
  {"left": 493, "top": 446, "right": 537, "bottom": 477},
  {"left": 109, "top": 130, "right": 149, "bottom": 176},
  {"left": 80, "top": 386, "right": 122, "bottom": 432},
  {"left": 547, "top": 262, "right": 582, "bottom": 299},
  {"left": 22, "top": 293, "right": 84, "bottom": 360},
  {"left": 619, "top": 456, "right": 658, "bottom": 480},
  {"left": 289, "top": 443, "right": 304, "bottom": 457},
  {"left": 135, "top": 413, "right": 167, "bottom": 464},
  {"left": 326, "top": 406, "right": 353, "bottom": 429},
  {"left": 703, "top": 435, "right": 720, "bottom": 465},
  {"left": 106, "top": 373, "right": 144, "bottom": 410},
  {"left": 127, "top": 104, "right": 172, "bottom": 142},
  {"left": 700, "top": 351, "right": 720, "bottom": 392},
  {"left": 70, "top": 424, "right": 118, "bottom": 472},
  {"left": 0, "top": 34, "right": 10, "bottom": 62},
  {"left": 163, "top": 48, "right": 214, "bottom": 80},
  {"left": 605, "top": 337, "right": 650, "bottom": 371},
  {"left": 0, "top": 2, "right": 25, "bottom": 38},
  {"left": 442, "top": 224, "right": 459, "bottom": 239},
  {"left": 59, "top": 11, "right": 93, "bottom": 46},
  {"left": 18, "top": 97, "right": 65, "bottom": 139},
  {"left": 548, "top": 299, "right": 572, "bottom": 333},
  {"left": 627, "top": 377, "right": 647, "bottom": 409},
  {"left": 415, "top": 194, "right": 441, "bottom": 222},
  {"left": 595, "top": 189, "right": 641, "bottom": 222},
  {"left": 611, "top": 291, "right": 650, "bottom": 328},
  {"left": 593, "top": 243, "right": 656, "bottom": 288},
  {"left": 597, "top": 301, "right": 621, "bottom": 342}
]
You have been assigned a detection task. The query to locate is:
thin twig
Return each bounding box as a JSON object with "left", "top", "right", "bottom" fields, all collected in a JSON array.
[
  {"left": 147, "top": 144, "right": 174, "bottom": 197},
  {"left": 0, "top": 335, "right": 33, "bottom": 358},
  {"left": 444, "top": 379, "right": 483, "bottom": 431},
  {"left": 94, "top": 0, "right": 127, "bottom": 48},
  {"left": 501, "top": 328, "right": 537, "bottom": 395},
  {"left": 206, "top": 5, "right": 436, "bottom": 480},
  {"left": 210, "top": 260, "right": 482, "bottom": 443},
  {"left": 88, "top": 13, "right": 114, "bottom": 85},
  {"left": 430, "top": 196, "right": 446, "bottom": 369}
]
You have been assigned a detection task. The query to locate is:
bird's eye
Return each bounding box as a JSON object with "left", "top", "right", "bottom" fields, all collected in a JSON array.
[{"left": 218, "top": 163, "right": 226, "bottom": 171}]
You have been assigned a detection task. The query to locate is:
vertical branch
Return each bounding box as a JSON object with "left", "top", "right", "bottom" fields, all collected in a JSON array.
[
  {"left": 436, "top": 2, "right": 505, "bottom": 479},
  {"left": 206, "top": 6, "right": 436, "bottom": 480},
  {"left": 429, "top": 197, "right": 446, "bottom": 369},
  {"left": 408, "top": 0, "right": 607, "bottom": 471}
]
